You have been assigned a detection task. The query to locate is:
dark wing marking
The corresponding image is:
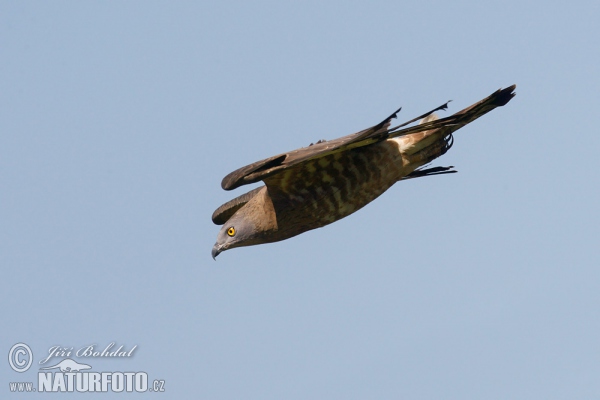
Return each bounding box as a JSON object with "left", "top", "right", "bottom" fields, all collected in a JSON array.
[
  {"left": 212, "top": 186, "right": 264, "bottom": 225},
  {"left": 221, "top": 85, "right": 516, "bottom": 191}
]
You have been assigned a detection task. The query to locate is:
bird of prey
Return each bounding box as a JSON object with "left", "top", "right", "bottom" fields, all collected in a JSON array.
[{"left": 211, "top": 85, "right": 516, "bottom": 258}]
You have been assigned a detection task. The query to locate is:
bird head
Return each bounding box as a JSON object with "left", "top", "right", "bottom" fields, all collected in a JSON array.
[
  {"left": 212, "top": 186, "right": 279, "bottom": 259},
  {"left": 211, "top": 211, "right": 259, "bottom": 259}
]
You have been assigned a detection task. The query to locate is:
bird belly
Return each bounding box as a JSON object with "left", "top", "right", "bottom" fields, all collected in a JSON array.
[{"left": 269, "top": 141, "right": 407, "bottom": 240}]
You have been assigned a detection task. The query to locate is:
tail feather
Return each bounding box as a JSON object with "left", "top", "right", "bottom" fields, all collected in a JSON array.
[
  {"left": 393, "top": 85, "right": 515, "bottom": 179},
  {"left": 388, "top": 84, "right": 516, "bottom": 139},
  {"left": 447, "top": 84, "right": 516, "bottom": 126}
]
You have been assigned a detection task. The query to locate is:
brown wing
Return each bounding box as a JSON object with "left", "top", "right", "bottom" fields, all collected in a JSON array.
[
  {"left": 220, "top": 85, "right": 516, "bottom": 191},
  {"left": 220, "top": 103, "right": 448, "bottom": 190},
  {"left": 212, "top": 186, "right": 264, "bottom": 225}
]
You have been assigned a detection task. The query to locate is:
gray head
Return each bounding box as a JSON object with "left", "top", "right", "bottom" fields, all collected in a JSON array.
[
  {"left": 211, "top": 186, "right": 279, "bottom": 259},
  {"left": 211, "top": 210, "right": 261, "bottom": 259}
]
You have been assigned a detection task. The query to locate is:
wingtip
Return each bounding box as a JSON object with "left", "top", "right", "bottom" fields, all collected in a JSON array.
[
  {"left": 382, "top": 106, "right": 402, "bottom": 123},
  {"left": 495, "top": 84, "right": 517, "bottom": 107}
]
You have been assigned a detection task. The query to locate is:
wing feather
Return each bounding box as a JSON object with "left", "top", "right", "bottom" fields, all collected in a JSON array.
[
  {"left": 221, "top": 85, "right": 516, "bottom": 191},
  {"left": 212, "top": 186, "right": 264, "bottom": 225}
]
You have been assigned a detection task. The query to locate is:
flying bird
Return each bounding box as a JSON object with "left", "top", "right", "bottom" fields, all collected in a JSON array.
[{"left": 212, "top": 85, "right": 516, "bottom": 258}]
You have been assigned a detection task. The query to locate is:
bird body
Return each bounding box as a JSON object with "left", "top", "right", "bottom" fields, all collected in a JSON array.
[
  {"left": 212, "top": 85, "right": 516, "bottom": 258},
  {"left": 242, "top": 141, "right": 404, "bottom": 243}
]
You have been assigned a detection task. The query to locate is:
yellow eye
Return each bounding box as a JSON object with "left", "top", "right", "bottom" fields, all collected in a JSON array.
[{"left": 227, "top": 227, "right": 236, "bottom": 237}]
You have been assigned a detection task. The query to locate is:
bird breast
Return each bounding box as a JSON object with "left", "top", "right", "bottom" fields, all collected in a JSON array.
[{"left": 267, "top": 140, "right": 408, "bottom": 239}]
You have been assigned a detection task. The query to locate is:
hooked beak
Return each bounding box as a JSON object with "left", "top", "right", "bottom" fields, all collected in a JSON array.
[{"left": 211, "top": 243, "right": 222, "bottom": 260}]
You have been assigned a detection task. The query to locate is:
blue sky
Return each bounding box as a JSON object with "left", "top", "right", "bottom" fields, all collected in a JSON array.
[{"left": 2, "top": 1, "right": 599, "bottom": 399}]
